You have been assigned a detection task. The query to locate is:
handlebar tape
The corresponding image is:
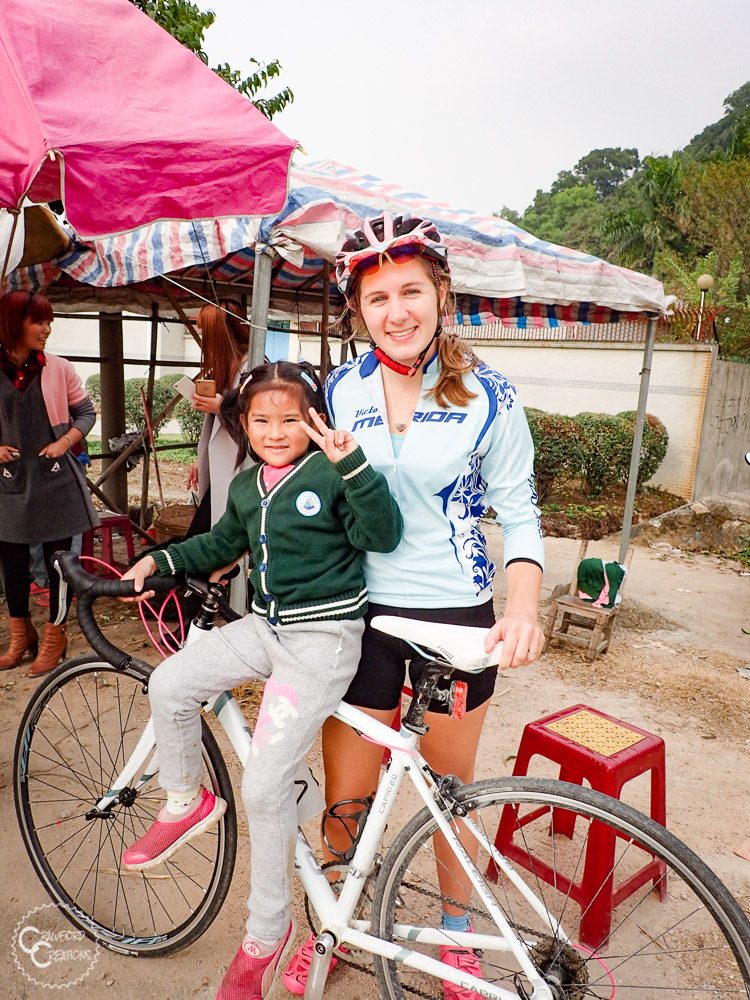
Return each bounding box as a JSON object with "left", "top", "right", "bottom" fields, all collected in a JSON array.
[{"left": 55, "top": 551, "right": 177, "bottom": 670}]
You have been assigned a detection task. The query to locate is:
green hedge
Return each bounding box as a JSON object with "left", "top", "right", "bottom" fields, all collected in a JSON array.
[
  {"left": 525, "top": 408, "right": 668, "bottom": 500},
  {"left": 525, "top": 408, "right": 584, "bottom": 502},
  {"left": 85, "top": 373, "right": 203, "bottom": 443},
  {"left": 160, "top": 374, "right": 205, "bottom": 443}
]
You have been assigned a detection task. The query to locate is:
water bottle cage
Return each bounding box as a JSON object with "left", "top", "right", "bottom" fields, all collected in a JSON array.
[{"left": 321, "top": 796, "right": 374, "bottom": 862}]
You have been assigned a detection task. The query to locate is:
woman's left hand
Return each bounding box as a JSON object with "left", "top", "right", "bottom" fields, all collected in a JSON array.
[
  {"left": 192, "top": 392, "right": 222, "bottom": 415},
  {"left": 484, "top": 614, "right": 545, "bottom": 670},
  {"left": 301, "top": 408, "right": 358, "bottom": 463},
  {"left": 38, "top": 438, "right": 70, "bottom": 459}
]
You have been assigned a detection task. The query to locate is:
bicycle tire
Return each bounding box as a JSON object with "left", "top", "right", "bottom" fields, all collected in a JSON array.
[
  {"left": 371, "top": 776, "right": 750, "bottom": 999},
  {"left": 14, "top": 653, "right": 237, "bottom": 957}
]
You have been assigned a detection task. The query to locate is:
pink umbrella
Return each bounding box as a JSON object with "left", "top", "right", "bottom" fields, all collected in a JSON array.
[{"left": 0, "top": 0, "right": 296, "bottom": 239}]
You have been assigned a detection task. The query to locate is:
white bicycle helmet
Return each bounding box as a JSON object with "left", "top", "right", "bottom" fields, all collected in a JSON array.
[{"left": 335, "top": 212, "right": 449, "bottom": 296}]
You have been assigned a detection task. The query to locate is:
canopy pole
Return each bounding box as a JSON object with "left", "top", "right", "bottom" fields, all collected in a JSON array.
[
  {"left": 249, "top": 243, "right": 273, "bottom": 368},
  {"left": 140, "top": 302, "right": 159, "bottom": 529},
  {"left": 619, "top": 317, "right": 657, "bottom": 563},
  {"left": 320, "top": 262, "right": 331, "bottom": 380},
  {"left": 98, "top": 312, "right": 128, "bottom": 512},
  {"left": 0, "top": 209, "right": 21, "bottom": 287}
]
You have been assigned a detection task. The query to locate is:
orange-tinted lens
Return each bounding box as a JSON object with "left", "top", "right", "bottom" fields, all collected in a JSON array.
[{"left": 352, "top": 243, "right": 425, "bottom": 279}]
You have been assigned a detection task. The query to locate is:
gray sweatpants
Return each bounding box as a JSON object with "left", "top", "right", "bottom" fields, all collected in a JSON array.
[{"left": 148, "top": 613, "right": 364, "bottom": 941}]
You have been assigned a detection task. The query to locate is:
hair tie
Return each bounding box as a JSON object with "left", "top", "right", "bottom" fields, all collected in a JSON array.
[
  {"left": 239, "top": 372, "right": 253, "bottom": 394},
  {"left": 298, "top": 370, "right": 317, "bottom": 391}
]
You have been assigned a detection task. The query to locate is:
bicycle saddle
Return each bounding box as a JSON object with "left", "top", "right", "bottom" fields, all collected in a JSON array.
[{"left": 370, "top": 616, "right": 503, "bottom": 672}]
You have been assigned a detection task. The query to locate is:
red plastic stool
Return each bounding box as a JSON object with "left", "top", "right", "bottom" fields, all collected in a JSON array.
[
  {"left": 82, "top": 513, "right": 136, "bottom": 572},
  {"left": 492, "top": 704, "right": 667, "bottom": 949}
]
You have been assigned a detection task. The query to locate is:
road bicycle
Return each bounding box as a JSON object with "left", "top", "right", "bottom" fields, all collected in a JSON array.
[{"left": 14, "top": 552, "right": 750, "bottom": 998}]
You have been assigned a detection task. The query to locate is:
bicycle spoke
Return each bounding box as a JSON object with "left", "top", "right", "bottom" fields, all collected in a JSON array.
[
  {"left": 371, "top": 779, "right": 750, "bottom": 1000},
  {"left": 17, "top": 659, "right": 235, "bottom": 956}
]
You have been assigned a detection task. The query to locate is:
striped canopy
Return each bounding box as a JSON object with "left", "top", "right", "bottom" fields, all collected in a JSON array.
[{"left": 7, "top": 161, "right": 670, "bottom": 325}]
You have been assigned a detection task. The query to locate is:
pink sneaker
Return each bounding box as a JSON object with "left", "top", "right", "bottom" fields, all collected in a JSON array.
[
  {"left": 439, "top": 928, "right": 484, "bottom": 1000},
  {"left": 282, "top": 931, "right": 340, "bottom": 996},
  {"left": 217, "top": 922, "right": 294, "bottom": 1000},
  {"left": 122, "top": 787, "right": 226, "bottom": 871}
]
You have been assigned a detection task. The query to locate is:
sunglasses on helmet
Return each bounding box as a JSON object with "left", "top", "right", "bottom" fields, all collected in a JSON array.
[{"left": 348, "top": 238, "right": 427, "bottom": 280}]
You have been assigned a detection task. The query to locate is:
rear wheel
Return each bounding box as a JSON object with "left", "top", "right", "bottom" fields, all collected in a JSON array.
[
  {"left": 14, "top": 654, "right": 237, "bottom": 957},
  {"left": 371, "top": 777, "right": 750, "bottom": 998}
]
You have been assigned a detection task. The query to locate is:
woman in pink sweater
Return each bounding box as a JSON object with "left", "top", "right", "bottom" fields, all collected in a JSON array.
[{"left": 0, "top": 291, "right": 98, "bottom": 675}]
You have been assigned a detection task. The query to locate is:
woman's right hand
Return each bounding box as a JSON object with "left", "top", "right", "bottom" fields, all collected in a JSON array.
[
  {"left": 191, "top": 392, "right": 222, "bottom": 415},
  {"left": 0, "top": 445, "right": 20, "bottom": 463},
  {"left": 186, "top": 461, "right": 199, "bottom": 491},
  {"left": 119, "top": 555, "right": 158, "bottom": 602}
]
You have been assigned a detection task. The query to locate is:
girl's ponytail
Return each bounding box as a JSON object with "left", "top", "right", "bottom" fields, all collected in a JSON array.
[{"left": 219, "top": 383, "right": 251, "bottom": 469}]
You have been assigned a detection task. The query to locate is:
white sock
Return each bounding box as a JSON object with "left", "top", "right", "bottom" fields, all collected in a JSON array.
[
  {"left": 160, "top": 786, "right": 202, "bottom": 822},
  {"left": 242, "top": 931, "right": 284, "bottom": 958}
]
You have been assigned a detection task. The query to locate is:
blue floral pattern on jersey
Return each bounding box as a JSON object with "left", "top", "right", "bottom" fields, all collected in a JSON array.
[
  {"left": 475, "top": 363, "right": 515, "bottom": 411},
  {"left": 441, "top": 451, "right": 496, "bottom": 594}
]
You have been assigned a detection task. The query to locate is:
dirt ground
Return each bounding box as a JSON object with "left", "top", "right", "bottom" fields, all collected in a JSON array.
[{"left": 1, "top": 520, "right": 749, "bottom": 999}]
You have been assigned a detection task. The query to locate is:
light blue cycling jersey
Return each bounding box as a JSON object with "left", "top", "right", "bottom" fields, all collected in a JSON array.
[{"left": 326, "top": 349, "right": 544, "bottom": 609}]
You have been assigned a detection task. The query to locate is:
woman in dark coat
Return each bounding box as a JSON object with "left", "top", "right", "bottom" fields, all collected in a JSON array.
[{"left": 0, "top": 290, "right": 98, "bottom": 675}]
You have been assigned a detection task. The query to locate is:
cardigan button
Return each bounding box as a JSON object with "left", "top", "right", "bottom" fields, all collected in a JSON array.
[
  {"left": 259, "top": 563, "right": 267, "bottom": 572},
  {"left": 264, "top": 594, "right": 273, "bottom": 603},
  {"left": 269, "top": 617, "right": 278, "bottom": 625},
  {"left": 258, "top": 533, "right": 267, "bottom": 543},
  {"left": 260, "top": 499, "right": 269, "bottom": 508}
]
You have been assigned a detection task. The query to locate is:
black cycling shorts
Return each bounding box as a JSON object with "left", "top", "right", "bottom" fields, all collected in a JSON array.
[{"left": 343, "top": 600, "right": 497, "bottom": 715}]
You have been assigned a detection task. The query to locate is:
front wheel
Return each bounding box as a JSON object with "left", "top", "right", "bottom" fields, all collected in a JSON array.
[
  {"left": 14, "top": 654, "right": 237, "bottom": 957},
  {"left": 371, "top": 776, "right": 750, "bottom": 999}
]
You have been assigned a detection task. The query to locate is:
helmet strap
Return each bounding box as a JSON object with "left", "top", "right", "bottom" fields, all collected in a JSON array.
[{"left": 372, "top": 328, "right": 440, "bottom": 378}]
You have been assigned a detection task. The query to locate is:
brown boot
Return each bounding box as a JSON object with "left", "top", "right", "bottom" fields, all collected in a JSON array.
[
  {"left": 29, "top": 622, "right": 68, "bottom": 677},
  {"left": 0, "top": 617, "right": 39, "bottom": 670}
]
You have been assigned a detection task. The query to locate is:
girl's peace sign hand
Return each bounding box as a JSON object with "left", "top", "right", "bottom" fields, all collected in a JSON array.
[{"left": 301, "top": 408, "right": 358, "bottom": 463}]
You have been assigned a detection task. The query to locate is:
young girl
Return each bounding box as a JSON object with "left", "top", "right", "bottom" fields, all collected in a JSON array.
[{"left": 120, "top": 361, "right": 402, "bottom": 1000}]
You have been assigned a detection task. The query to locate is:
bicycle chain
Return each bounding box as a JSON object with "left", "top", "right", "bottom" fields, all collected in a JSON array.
[{"left": 312, "top": 876, "right": 587, "bottom": 1000}]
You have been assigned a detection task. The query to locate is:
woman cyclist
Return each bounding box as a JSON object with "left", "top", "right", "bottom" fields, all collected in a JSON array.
[{"left": 283, "top": 213, "right": 545, "bottom": 999}]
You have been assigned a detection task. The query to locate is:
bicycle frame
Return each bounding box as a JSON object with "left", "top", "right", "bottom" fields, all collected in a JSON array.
[
  {"left": 91, "top": 677, "right": 563, "bottom": 1000},
  {"left": 297, "top": 701, "right": 561, "bottom": 1000}
]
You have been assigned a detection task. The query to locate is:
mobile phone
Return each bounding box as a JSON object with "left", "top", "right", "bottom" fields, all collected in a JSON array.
[{"left": 174, "top": 375, "right": 197, "bottom": 401}]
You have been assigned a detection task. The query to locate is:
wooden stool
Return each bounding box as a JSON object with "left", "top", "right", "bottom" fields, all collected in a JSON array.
[
  {"left": 82, "top": 513, "right": 136, "bottom": 572},
  {"left": 544, "top": 540, "right": 633, "bottom": 661},
  {"left": 492, "top": 704, "right": 667, "bottom": 948}
]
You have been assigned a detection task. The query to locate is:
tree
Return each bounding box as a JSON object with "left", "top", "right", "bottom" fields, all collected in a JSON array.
[
  {"left": 684, "top": 81, "right": 750, "bottom": 160},
  {"left": 598, "top": 155, "right": 687, "bottom": 270},
  {"left": 675, "top": 158, "right": 750, "bottom": 274},
  {"left": 653, "top": 248, "right": 750, "bottom": 358},
  {"left": 550, "top": 169, "right": 580, "bottom": 195},
  {"left": 573, "top": 147, "right": 640, "bottom": 200},
  {"left": 493, "top": 206, "right": 523, "bottom": 226},
  {"left": 130, "top": 0, "right": 293, "bottom": 118},
  {"left": 519, "top": 184, "right": 605, "bottom": 252}
]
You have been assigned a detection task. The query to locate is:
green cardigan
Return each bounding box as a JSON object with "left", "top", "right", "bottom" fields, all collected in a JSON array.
[{"left": 154, "top": 446, "right": 402, "bottom": 624}]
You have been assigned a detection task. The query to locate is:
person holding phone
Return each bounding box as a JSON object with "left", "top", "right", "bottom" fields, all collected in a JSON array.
[{"left": 186, "top": 301, "right": 250, "bottom": 532}]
